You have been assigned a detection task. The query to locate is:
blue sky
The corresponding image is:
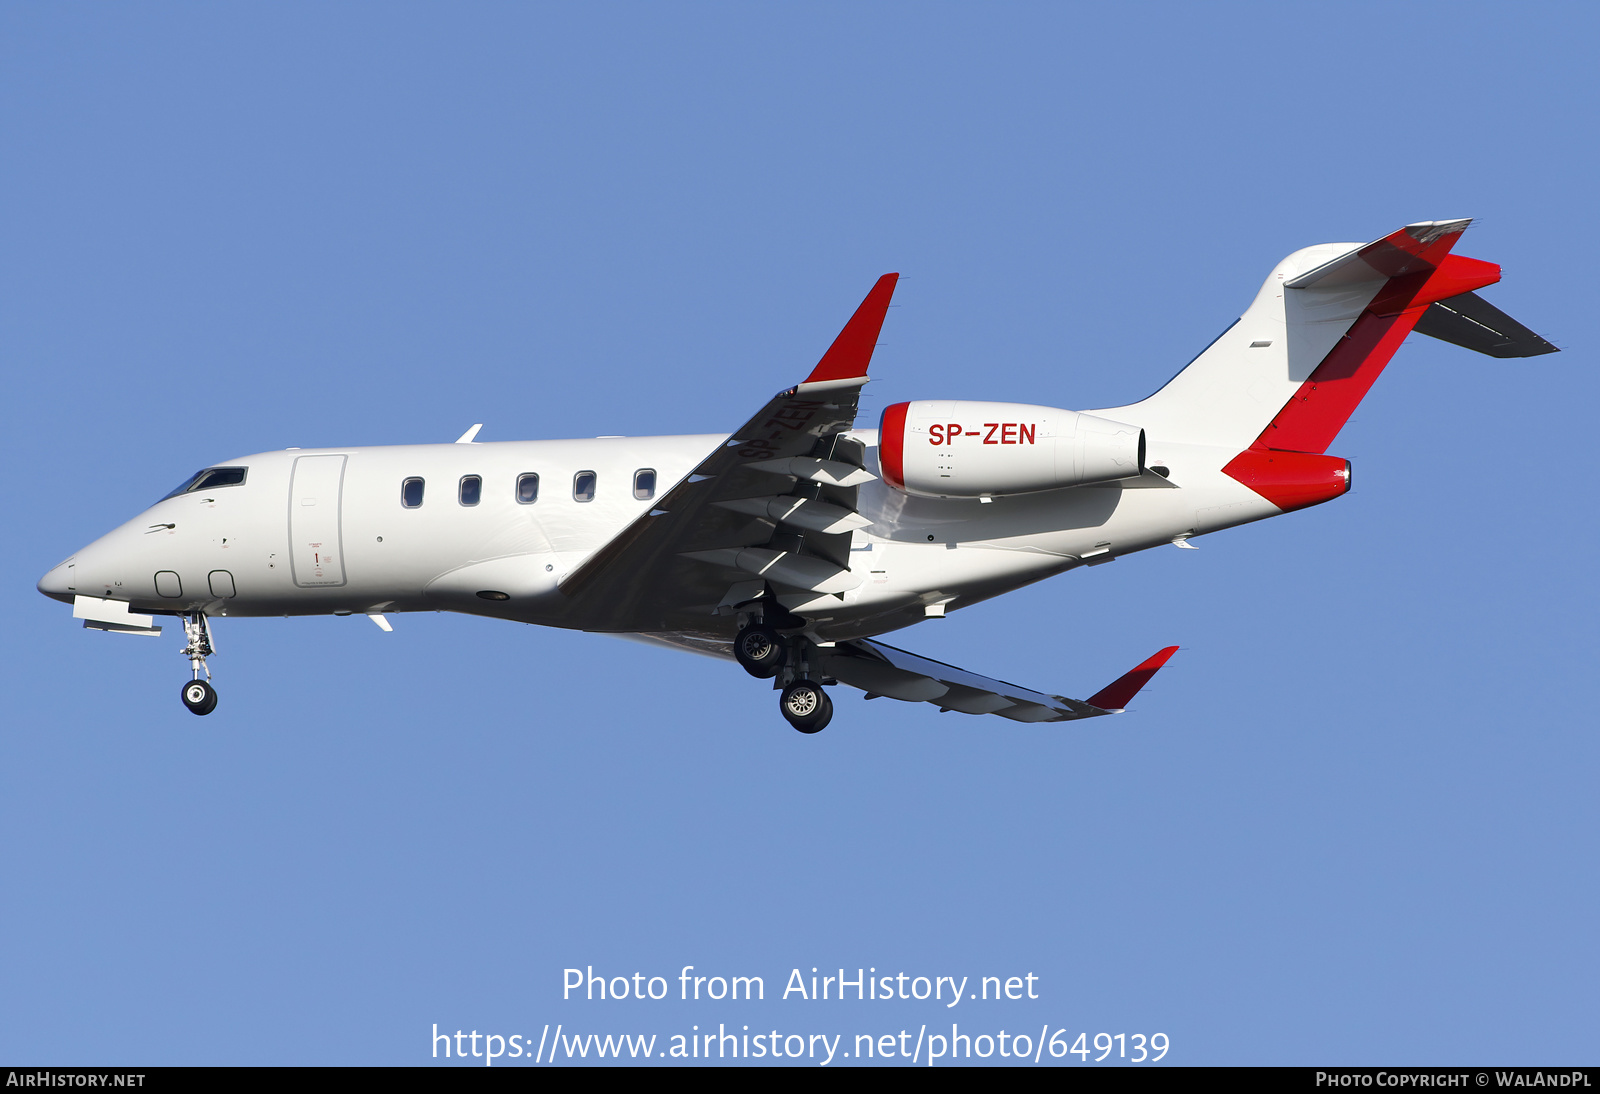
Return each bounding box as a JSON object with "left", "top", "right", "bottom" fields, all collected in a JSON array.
[{"left": 3, "top": 2, "right": 1595, "bottom": 1066}]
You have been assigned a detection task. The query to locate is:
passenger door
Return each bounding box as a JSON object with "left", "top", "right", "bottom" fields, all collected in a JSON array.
[{"left": 289, "top": 454, "right": 347, "bottom": 587}]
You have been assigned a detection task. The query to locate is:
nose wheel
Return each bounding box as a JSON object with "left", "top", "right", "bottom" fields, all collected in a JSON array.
[
  {"left": 179, "top": 611, "right": 218, "bottom": 716},
  {"left": 181, "top": 679, "right": 218, "bottom": 715}
]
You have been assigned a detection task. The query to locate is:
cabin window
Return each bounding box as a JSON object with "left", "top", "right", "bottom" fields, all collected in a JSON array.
[
  {"left": 573, "top": 471, "right": 597, "bottom": 502},
  {"left": 633, "top": 468, "right": 656, "bottom": 500},
  {"left": 401, "top": 477, "right": 425, "bottom": 508},
  {"left": 459, "top": 475, "right": 482, "bottom": 506},
  {"left": 160, "top": 466, "right": 248, "bottom": 502},
  {"left": 516, "top": 473, "right": 540, "bottom": 504}
]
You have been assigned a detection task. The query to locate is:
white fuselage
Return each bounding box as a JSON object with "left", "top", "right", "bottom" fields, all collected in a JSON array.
[{"left": 38, "top": 426, "right": 1277, "bottom": 646}]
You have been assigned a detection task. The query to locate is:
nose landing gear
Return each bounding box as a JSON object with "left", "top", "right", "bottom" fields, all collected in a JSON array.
[
  {"left": 179, "top": 611, "right": 218, "bottom": 716},
  {"left": 181, "top": 679, "right": 218, "bottom": 715}
]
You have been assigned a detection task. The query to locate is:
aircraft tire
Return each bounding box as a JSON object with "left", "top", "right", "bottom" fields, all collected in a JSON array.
[
  {"left": 779, "top": 680, "right": 832, "bottom": 734},
  {"left": 734, "top": 624, "right": 786, "bottom": 679},
  {"left": 181, "top": 680, "right": 218, "bottom": 716}
]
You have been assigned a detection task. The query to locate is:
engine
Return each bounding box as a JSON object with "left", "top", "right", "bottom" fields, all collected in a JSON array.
[{"left": 879, "top": 400, "right": 1145, "bottom": 499}]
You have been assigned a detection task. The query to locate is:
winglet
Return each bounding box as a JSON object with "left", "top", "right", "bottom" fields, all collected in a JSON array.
[
  {"left": 803, "top": 273, "right": 899, "bottom": 384},
  {"left": 1085, "top": 646, "right": 1179, "bottom": 712}
]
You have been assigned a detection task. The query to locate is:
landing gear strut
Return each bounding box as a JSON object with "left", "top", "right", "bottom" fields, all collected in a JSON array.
[
  {"left": 772, "top": 634, "right": 833, "bottom": 734},
  {"left": 732, "top": 600, "right": 832, "bottom": 732},
  {"left": 179, "top": 611, "right": 218, "bottom": 716}
]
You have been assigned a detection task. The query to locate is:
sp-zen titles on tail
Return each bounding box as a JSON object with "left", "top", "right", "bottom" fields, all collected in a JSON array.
[{"left": 41, "top": 220, "right": 1554, "bottom": 731}]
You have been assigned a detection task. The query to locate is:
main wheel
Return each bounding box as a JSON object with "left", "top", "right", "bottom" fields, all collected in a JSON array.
[
  {"left": 779, "top": 680, "right": 833, "bottom": 734},
  {"left": 181, "top": 679, "right": 218, "bottom": 716},
  {"left": 734, "top": 624, "right": 786, "bottom": 679}
]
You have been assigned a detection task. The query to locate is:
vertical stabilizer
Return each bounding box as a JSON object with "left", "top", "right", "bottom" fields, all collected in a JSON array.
[{"left": 1095, "top": 221, "right": 1500, "bottom": 453}]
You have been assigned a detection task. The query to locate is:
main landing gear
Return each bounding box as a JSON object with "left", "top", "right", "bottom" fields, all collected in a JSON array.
[
  {"left": 179, "top": 611, "right": 218, "bottom": 716},
  {"left": 735, "top": 623, "right": 832, "bottom": 734},
  {"left": 779, "top": 679, "right": 832, "bottom": 734},
  {"left": 734, "top": 623, "right": 786, "bottom": 679}
]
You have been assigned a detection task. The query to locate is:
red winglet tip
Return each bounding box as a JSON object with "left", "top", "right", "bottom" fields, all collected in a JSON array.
[
  {"left": 1085, "top": 646, "right": 1180, "bottom": 711},
  {"left": 803, "top": 272, "right": 900, "bottom": 384},
  {"left": 1148, "top": 645, "right": 1181, "bottom": 667}
]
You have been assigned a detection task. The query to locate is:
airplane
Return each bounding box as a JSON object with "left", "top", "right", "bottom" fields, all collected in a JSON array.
[{"left": 37, "top": 219, "right": 1556, "bottom": 732}]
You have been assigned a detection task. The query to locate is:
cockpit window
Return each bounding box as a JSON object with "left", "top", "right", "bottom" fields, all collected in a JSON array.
[{"left": 160, "top": 466, "right": 248, "bottom": 502}]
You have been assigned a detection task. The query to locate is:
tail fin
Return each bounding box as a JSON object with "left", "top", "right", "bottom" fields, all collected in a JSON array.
[{"left": 1096, "top": 220, "right": 1556, "bottom": 453}]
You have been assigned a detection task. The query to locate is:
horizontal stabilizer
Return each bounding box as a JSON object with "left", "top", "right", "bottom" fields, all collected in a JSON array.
[
  {"left": 1413, "top": 292, "right": 1559, "bottom": 358},
  {"left": 1284, "top": 220, "right": 1471, "bottom": 289}
]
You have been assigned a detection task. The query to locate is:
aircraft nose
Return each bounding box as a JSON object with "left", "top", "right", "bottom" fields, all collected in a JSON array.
[{"left": 38, "top": 559, "right": 76, "bottom": 604}]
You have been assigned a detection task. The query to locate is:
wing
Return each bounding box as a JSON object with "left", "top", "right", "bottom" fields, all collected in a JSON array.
[
  {"left": 818, "top": 639, "right": 1179, "bottom": 722},
  {"left": 557, "top": 273, "right": 899, "bottom": 633}
]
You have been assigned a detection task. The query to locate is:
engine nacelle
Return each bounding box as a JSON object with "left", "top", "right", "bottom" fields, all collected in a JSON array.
[{"left": 879, "top": 400, "right": 1145, "bottom": 498}]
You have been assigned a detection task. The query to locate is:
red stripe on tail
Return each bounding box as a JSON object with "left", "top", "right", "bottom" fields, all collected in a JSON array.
[
  {"left": 1253, "top": 308, "right": 1426, "bottom": 455},
  {"left": 1253, "top": 253, "right": 1501, "bottom": 455}
]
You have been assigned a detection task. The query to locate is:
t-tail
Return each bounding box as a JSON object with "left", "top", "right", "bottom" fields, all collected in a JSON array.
[{"left": 1095, "top": 219, "right": 1557, "bottom": 511}]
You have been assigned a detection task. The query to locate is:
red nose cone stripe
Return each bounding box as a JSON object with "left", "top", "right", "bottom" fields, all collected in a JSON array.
[
  {"left": 879, "top": 401, "right": 909, "bottom": 491},
  {"left": 1086, "top": 645, "right": 1180, "bottom": 711},
  {"left": 804, "top": 272, "right": 900, "bottom": 384},
  {"left": 1222, "top": 448, "right": 1351, "bottom": 512}
]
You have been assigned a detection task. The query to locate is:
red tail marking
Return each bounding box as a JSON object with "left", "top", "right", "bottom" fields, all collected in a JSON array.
[
  {"left": 1254, "top": 308, "right": 1426, "bottom": 455},
  {"left": 1086, "top": 646, "right": 1179, "bottom": 711},
  {"left": 804, "top": 273, "right": 899, "bottom": 384},
  {"left": 1222, "top": 449, "right": 1350, "bottom": 512},
  {"left": 1369, "top": 254, "right": 1501, "bottom": 316},
  {"left": 879, "top": 402, "right": 908, "bottom": 490},
  {"left": 1354, "top": 223, "right": 1470, "bottom": 280},
  {"left": 1255, "top": 252, "right": 1501, "bottom": 455}
]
